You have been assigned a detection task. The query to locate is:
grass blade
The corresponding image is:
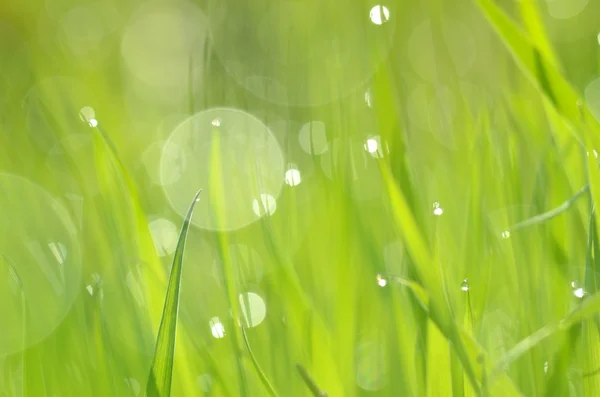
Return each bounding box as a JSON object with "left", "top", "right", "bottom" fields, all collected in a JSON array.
[
  {"left": 509, "top": 185, "right": 589, "bottom": 232},
  {"left": 240, "top": 325, "right": 280, "bottom": 397},
  {"left": 296, "top": 364, "right": 328, "bottom": 397},
  {"left": 146, "top": 189, "right": 202, "bottom": 397},
  {"left": 491, "top": 290, "right": 600, "bottom": 385},
  {"left": 476, "top": 0, "right": 600, "bottom": 150}
]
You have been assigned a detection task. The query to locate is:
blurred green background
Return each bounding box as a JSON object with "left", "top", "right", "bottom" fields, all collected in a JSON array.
[{"left": 1, "top": 0, "right": 600, "bottom": 395}]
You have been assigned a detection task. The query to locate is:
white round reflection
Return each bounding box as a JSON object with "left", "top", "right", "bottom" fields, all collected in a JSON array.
[
  {"left": 161, "top": 108, "right": 284, "bottom": 231},
  {"left": 0, "top": 173, "right": 80, "bottom": 354},
  {"left": 584, "top": 78, "right": 600, "bottom": 123},
  {"left": 546, "top": 0, "right": 588, "bottom": 19},
  {"left": 79, "top": 106, "right": 97, "bottom": 127},
  {"left": 252, "top": 194, "right": 277, "bottom": 217},
  {"left": 433, "top": 202, "right": 443, "bottom": 216},
  {"left": 124, "top": 378, "right": 141, "bottom": 396},
  {"left": 58, "top": 3, "right": 120, "bottom": 57},
  {"left": 299, "top": 121, "right": 328, "bottom": 155},
  {"left": 121, "top": 2, "right": 207, "bottom": 89},
  {"left": 356, "top": 335, "right": 388, "bottom": 391},
  {"left": 209, "top": 317, "right": 226, "bottom": 338},
  {"left": 142, "top": 141, "right": 186, "bottom": 186},
  {"left": 148, "top": 218, "right": 178, "bottom": 257},
  {"left": 284, "top": 167, "right": 302, "bottom": 187},
  {"left": 197, "top": 373, "right": 213, "bottom": 392},
  {"left": 369, "top": 5, "right": 390, "bottom": 25},
  {"left": 239, "top": 292, "right": 266, "bottom": 328},
  {"left": 363, "top": 136, "right": 388, "bottom": 158},
  {"left": 407, "top": 84, "right": 457, "bottom": 149}
]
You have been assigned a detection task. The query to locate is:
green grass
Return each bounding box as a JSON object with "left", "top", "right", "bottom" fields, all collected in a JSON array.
[{"left": 1, "top": 0, "right": 600, "bottom": 396}]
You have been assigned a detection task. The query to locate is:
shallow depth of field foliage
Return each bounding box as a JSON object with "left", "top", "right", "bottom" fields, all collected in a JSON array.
[{"left": 2, "top": 0, "right": 600, "bottom": 396}]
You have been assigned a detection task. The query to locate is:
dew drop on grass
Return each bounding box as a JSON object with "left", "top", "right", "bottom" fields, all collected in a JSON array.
[
  {"left": 376, "top": 274, "right": 387, "bottom": 287},
  {"left": 79, "top": 106, "right": 98, "bottom": 127},
  {"left": 573, "top": 287, "right": 585, "bottom": 299},
  {"left": 544, "top": 361, "right": 549, "bottom": 374},
  {"left": 433, "top": 202, "right": 443, "bottom": 216},
  {"left": 209, "top": 317, "right": 226, "bottom": 339},
  {"left": 461, "top": 278, "right": 469, "bottom": 291},
  {"left": 501, "top": 230, "right": 511, "bottom": 239}
]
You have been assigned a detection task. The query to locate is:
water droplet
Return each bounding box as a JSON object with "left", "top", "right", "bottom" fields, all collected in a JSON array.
[
  {"left": 79, "top": 106, "right": 97, "bottom": 127},
  {"left": 209, "top": 317, "right": 226, "bottom": 339},
  {"left": 461, "top": 278, "right": 469, "bottom": 291},
  {"left": 365, "top": 90, "right": 373, "bottom": 108},
  {"left": 86, "top": 285, "right": 94, "bottom": 295},
  {"left": 364, "top": 138, "right": 379, "bottom": 154},
  {"left": 284, "top": 167, "right": 302, "bottom": 187},
  {"left": 369, "top": 5, "right": 390, "bottom": 25},
  {"left": 376, "top": 274, "right": 387, "bottom": 287},
  {"left": 433, "top": 202, "right": 443, "bottom": 216},
  {"left": 544, "top": 361, "right": 549, "bottom": 374},
  {"left": 574, "top": 287, "right": 585, "bottom": 299},
  {"left": 501, "top": 230, "right": 511, "bottom": 239},
  {"left": 586, "top": 149, "right": 599, "bottom": 158},
  {"left": 211, "top": 118, "right": 221, "bottom": 127}
]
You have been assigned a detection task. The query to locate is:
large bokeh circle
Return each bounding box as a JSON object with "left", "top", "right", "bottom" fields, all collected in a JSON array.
[
  {"left": 0, "top": 173, "right": 81, "bottom": 354},
  {"left": 161, "top": 107, "right": 285, "bottom": 231}
]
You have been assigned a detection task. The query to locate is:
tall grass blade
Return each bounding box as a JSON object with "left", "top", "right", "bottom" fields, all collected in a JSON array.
[
  {"left": 240, "top": 325, "right": 280, "bottom": 397},
  {"left": 146, "top": 190, "right": 202, "bottom": 397}
]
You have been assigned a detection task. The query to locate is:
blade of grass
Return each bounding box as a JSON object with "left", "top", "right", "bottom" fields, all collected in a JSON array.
[
  {"left": 476, "top": 0, "right": 600, "bottom": 151},
  {"left": 296, "top": 364, "right": 328, "bottom": 397},
  {"left": 509, "top": 184, "right": 589, "bottom": 232},
  {"left": 146, "top": 189, "right": 202, "bottom": 397},
  {"left": 240, "top": 325, "right": 280, "bottom": 397},
  {"left": 490, "top": 290, "right": 600, "bottom": 385}
]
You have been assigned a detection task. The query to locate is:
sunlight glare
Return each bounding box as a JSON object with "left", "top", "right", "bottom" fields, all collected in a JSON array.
[
  {"left": 239, "top": 292, "right": 267, "bottom": 328},
  {"left": 252, "top": 194, "right": 277, "bottom": 217},
  {"left": 369, "top": 5, "right": 390, "bottom": 25},
  {"left": 284, "top": 167, "right": 302, "bottom": 187}
]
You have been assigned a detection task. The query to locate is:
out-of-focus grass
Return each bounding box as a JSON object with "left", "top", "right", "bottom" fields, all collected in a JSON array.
[{"left": 1, "top": 0, "right": 600, "bottom": 396}]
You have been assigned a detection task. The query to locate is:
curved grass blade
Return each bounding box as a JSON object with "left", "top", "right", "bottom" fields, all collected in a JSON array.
[
  {"left": 509, "top": 184, "right": 589, "bottom": 232},
  {"left": 476, "top": 0, "right": 600, "bottom": 151},
  {"left": 146, "top": 189, "right": 202, "bottom": 397},
  {"left": 490, "top": 290, "right": 600, "bottom": 385},
  {"left": 240, "top": 325, "right": 279, "bottom": 397}
]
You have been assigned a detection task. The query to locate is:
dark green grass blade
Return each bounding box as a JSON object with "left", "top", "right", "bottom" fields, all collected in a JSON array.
[
  {"left": 296, "top": 364, "right": 328, "bottom": 397},
  {"left": 146, "top": 189, "right": 202, "bottom": 397}
]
